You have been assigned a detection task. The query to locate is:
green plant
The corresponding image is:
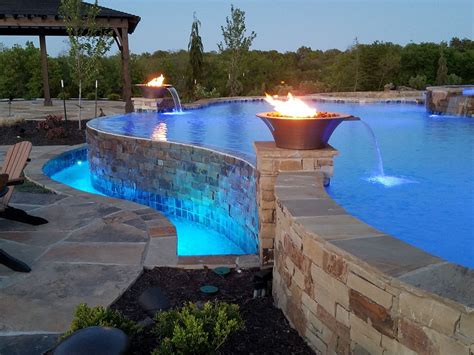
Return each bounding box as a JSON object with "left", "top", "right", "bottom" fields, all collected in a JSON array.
[
  {"left": 107, "top": 93, "right": 121, "bottom": 101},
  {"left": 218, "top": 5, "right": 256, "bottom": 96},
  {"left": 408, "top": 74, "right": 427, "bottom": 90},
  {"left": 193, "top": 83, "right": 220, "bottom": 99},
  {"left": 61, "top": 303, "right": 141, "bottom": 340},
  {"left": 446, "top": 73, "right": 462, "bottom": 85},
  {"left": 86, "top": 92, "right": 97, "bottom": 100},
  {"left": 152, "top": 301, "right": 244, "bottom": 355}
]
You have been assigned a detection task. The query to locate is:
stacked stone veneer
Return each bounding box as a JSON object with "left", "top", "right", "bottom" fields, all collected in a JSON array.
[
  {"left": 267, "top": 168, "right": 474, "bottom": 354},
  {"left": 426, "top": 86, "right": 474, "bottom": 117},
  {"left": 254, "top": 142, "right": 338, "bottom": 266},
  {"left": 87, "top": 126, "right": 258, "bottom": 254}
]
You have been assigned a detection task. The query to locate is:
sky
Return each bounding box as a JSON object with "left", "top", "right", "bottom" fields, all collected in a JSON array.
[{"left": 1, "top": 0, "right": 473, "bottom": 56}]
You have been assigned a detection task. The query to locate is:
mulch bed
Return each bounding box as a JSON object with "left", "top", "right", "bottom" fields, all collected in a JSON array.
[
  {"left": 0, "top": 120, "right": 88, "bottom": 146},
  {"left": 111, "top": 267, "right": 313, "bottom": 355}
]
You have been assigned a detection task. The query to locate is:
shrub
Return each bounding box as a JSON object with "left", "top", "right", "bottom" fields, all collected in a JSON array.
[
  {"left": 446, "top": 73, "right": 462, "bottom": 85},
  {"left": 37, "top": 114, "right": 63, "bottom": 131},
  {"left": 37, "top": 115, "right": 68, "bottom": 139},
  {"left": 193, "top": 83, "right": 221, "bottom": 99},
  {"left": 107, "top": 93, "right": 121, "bottom": 101},
  {"left": 86, "top": 92, "right": 97, "bottom": 100},
  {"left": 61, "top": 303, "right": 141, "bottom": 341},
  {"left": 408, "top": 75, "right": 427, "bottom": 90},
  {"left": 152, "top": 301, "right": 244, "bottom": 355}
]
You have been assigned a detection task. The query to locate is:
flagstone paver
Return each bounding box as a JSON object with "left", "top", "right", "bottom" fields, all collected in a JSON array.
[{"left": 0, "top": 145, "right": 177, "bottom": 344}]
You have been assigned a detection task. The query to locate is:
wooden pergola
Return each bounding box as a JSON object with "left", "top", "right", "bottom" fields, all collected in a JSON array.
[{"left": 0, "top": 0, "right": 140, "bottom": 113}]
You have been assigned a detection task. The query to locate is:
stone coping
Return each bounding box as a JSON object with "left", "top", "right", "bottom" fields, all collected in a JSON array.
[
  {"left": 175, "top": 93, "right": 425, "bottom": 111},
  {"left": 274, "top": 171, "right": 473, "bottom": 310},
  {"left": 24, "top": 144, "right": 260, "bottom": 269}
]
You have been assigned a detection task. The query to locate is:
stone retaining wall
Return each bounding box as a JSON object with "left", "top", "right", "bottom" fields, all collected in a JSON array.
[
  {"left": 254, "top": 142, "right": 338, "bottom": 266},
  {"left": 86, "top": 126, "right": 258, "bottom": 254},
  {"left": 272, "top": 170, "right": 474, "bottom": 354}
]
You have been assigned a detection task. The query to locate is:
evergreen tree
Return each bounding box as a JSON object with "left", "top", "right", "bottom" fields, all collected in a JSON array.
[
  {"left": 188, "top": 13, "right": 204, "bottom": 96},
  {"left": 436, "top": 51, "right": 448, "bottom": 85}
]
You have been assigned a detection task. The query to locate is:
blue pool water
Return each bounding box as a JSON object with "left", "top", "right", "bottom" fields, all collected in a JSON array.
[
  {"left": 51, "top": 161, "right": 246, "bottom": 256},
  {"left": 55, "top": 100, "right": 473, "bottom": 267}
]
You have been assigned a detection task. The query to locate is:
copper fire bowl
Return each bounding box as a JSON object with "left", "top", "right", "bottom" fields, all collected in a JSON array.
[
  {"left": 257, "top": 112, "right": 359, "bottom": 150},
  {"left": 135, "top": 84, "right": 173, "bottom": 99}
]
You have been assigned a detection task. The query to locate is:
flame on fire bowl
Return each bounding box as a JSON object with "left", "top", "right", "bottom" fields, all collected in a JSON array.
[
  {"left": 135, "top": 84, "right": 173, "bottom": 99},
  {"left": 257, "top": 111, "right": 359, "bottom": 150}
]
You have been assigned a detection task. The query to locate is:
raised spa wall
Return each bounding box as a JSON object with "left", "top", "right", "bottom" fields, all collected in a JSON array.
[
  {"left": 254, "top": 144, "right": 474, "bottom": 354},
  {"left": 426, "top": 86, "right": 474, "bottom": 117},
  {"left": 86, "top": 126, "right": 258, "bottom": 255}
]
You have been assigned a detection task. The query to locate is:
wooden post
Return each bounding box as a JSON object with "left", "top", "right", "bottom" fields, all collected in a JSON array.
[
  {"left": 120, "top": 28, "right": 133, "bottom": 113},
  {"left": 39, "top": 34, "right": 52, "bottom": 106}
]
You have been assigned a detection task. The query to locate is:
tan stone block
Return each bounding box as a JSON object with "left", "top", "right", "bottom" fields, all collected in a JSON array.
[
  {"left": 336, "top": 304, "right": 350, "bottom": 328},
  {"left": 350, "top": 289, "right": 396, "bottom": 338},
  {"left": 303, "top": 158, "right": 316, "bottom": 171},
  {"left": 288, "top": 227, "right": 303, "bottom": 251},
  {"left": 312, "top": 264, "right": 349, "bottom": 314},
  {"left": 398, "top": 318, "right": 436, "bottom": 355},
  {"left": 381, "top": 335, "right": 417, "bottom": 355},
  {"left": 285, "top": 257, "right": 295, "bottom": 276},
  {"left": 261, "top": 238, "right": 274, "bottom": 249},
  {"left": 305, "top": 328, "right": 328, "bottom": 355},
  {"left": 302, "top": 234, "right": 324, "bottom": 267},
  {"left": 323, "top": 251, "right": 348, "bottom": 282},
  {"left": 259, "top": 175, "right": 277, "bottom": 191},
  {"left": 293, "top": 267, "right": 305, "bottom": 289},
  {"left": 287, "top": 296, "right": 306, "bottom": 335},
  {"left": 276, "top": 159, "right": 303, "bottom": 171},
  {"left": 261, "top": 208, "right": 275, "bottom": 223},
  {"left": 348, "top": 262, "right": 388, "bottom": 289},
  {"left": 458, "top": 313, "right": 474, "bottom": 341},
  {"left": 350, "top": 314, "right": 383, "bottom": 355},
  {"left": 259, "top": 198, "right": 275, "bottom": 209},
  {"left": 302, "top": 304, "right": 335, "bottom": 345},
  {"left": 261, "top": 189, "right": 275, "bottom": 202},
  {"left": 259, "top": 222, "right": 275, "bottom": 239},
  {"left": 424, "top": 326, "right": 471, "bottom": 355},
  {"left": 347, "top": 272, "right": 393, "bottom": 309},
  {"left": 313, "top": 278, "right": 336, "bottom": 316},
  {"left": 317, "top": 158, "right": 334, "bottom": 166},
  {"left": 302, "top": 291, "right": 318, "bottom": 316},
  {"left": 399, "top": 291, "right": 461, "bottom": 336},
  {"left": 258, "top": 158, "right": 274, "bottom": 173}
]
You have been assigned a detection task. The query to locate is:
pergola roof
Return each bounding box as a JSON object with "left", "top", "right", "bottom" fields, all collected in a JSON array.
[{"left": 0, "top": 0, "right": 141, "bottom": 36}]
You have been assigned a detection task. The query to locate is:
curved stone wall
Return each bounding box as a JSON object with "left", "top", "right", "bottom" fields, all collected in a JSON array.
[
  {"left": 86, "top": 125, "right": 258, "bottom": 254},
  {"left": 272, "top": 171, "right": 474, "bottom": 354}
]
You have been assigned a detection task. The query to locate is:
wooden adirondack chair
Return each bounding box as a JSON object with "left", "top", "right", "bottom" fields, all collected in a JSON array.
[
  {"left": 0, "top": 141, "right": 32, "bottom": 210},
  {"left": 0, "top": 141, "right": 47, "bottom": 226}
]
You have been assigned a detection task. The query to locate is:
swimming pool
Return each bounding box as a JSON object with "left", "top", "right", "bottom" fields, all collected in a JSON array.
[{"left": 50, "top": 100, "right": 473, "bottom": 267}]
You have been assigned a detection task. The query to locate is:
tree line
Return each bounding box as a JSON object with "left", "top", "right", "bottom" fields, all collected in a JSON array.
[{"left": 0, "top": 12, "right": 472, "bottom": 102}]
